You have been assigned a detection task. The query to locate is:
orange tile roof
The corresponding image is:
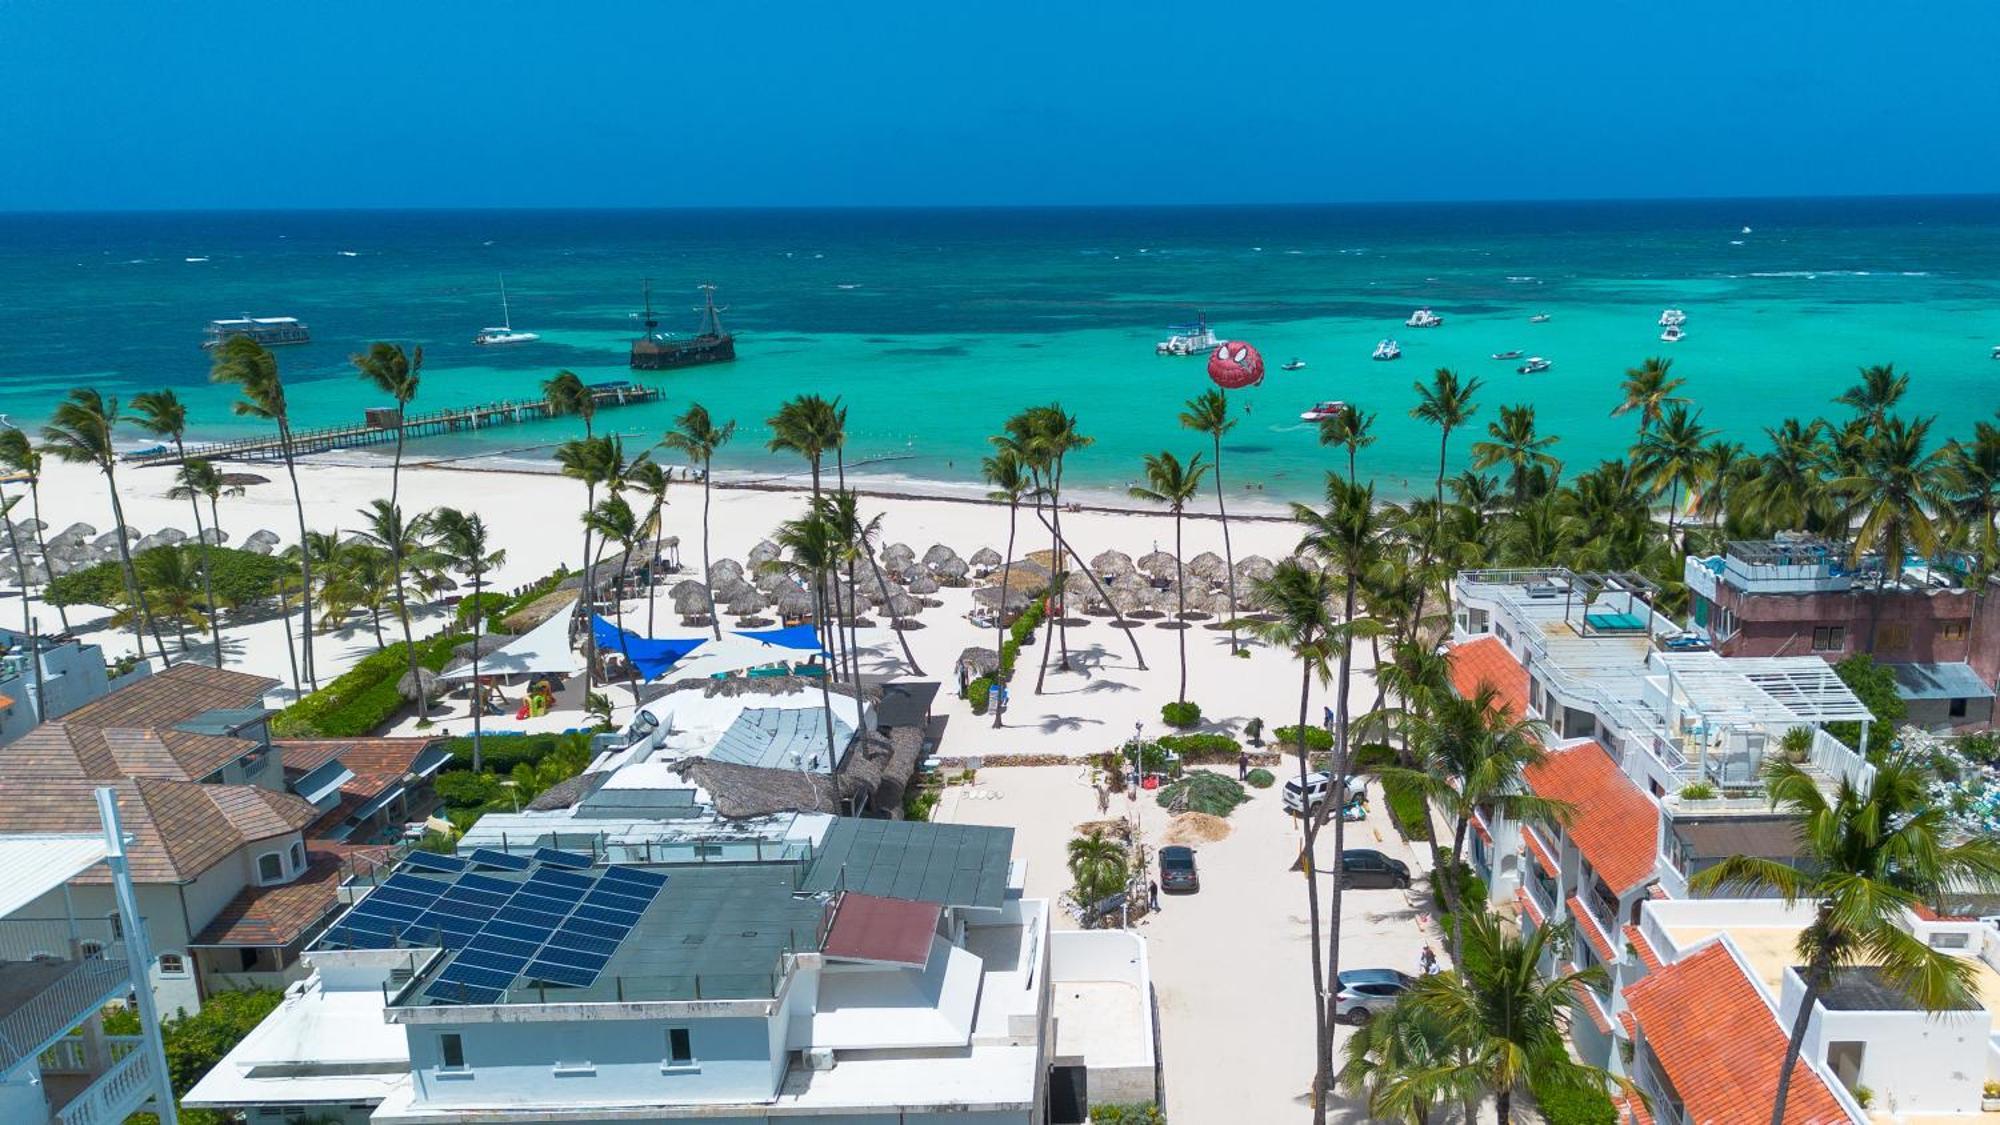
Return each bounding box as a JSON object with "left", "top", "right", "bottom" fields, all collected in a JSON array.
[
  {"left": 1624, "top": 942, "right": 1851, "bottom": 1125},
  {"left": 1446, "top": 635, "right": 1530, "bottom": 719},
  {"left": 1523, "top": 825, "right": 1559, "bottom": 877},
  {"left": 1618, "top": 1092, "right": 1655, "bottom": 1125},
  {"left": 1568, "top": 896, "right": 1618, "bottom": 963},
  {"left": 1471, "top": 814, "right": 1493, "bottom": 846},
  {"left": 1524, "top": 741, "right": 1659, "bottom": 895},
  {"left": 1566, "top": 964, "right": 1613, "bottom": 1033},
  {"left": 1624, "top": 923, "right": 1663, "bottom": 972},
  {"left": 1515, "top": 886, "right": 1545, "bottom": 925}
]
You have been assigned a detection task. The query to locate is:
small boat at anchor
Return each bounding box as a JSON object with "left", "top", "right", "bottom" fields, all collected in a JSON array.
[
  {"left": 1517, "top": 356, "right": 1552, "bottom": 374},
  {"left": 1282, "top": 358, "right": 1307, "bottom": 371},
  {"left": 1529, "top": 313, "right": 1551, "bottom": 324},
  {"left": 1156, "top": 313, "right": 1219, "bottom": 356},
  {"left": 1300, "top": 401, "right": 1348, "bottom": 423},
  {"left": 473, "top": 275, "right": 540, "bottom": 346},
  {"left": 1659, "top": 308, "right": 1687, "bottom": 327},
  {"left": 1660, "top": 324, "right": 1685, "bottom": 343},
  {"left": 1405, "top": 308, "right": 1444, "bottom": 328},
  {"left": 1492, "top": 349, "right": 1523, "bottom": 360},
  {"left": 1372, "top": 339, "right": 1403, "bottom": 361}
]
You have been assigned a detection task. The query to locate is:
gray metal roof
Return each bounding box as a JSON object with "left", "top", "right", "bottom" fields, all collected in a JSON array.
[
  {"left": 172, "top": 706, "right": 272, "bottom": 736},
  {"left": 801, "top": 818, "right": 1014, "bottom": 909},
  {"left": 710, "top": 706, "right": 851, "bottom": 773},
  {"left": 1886, "top": 662, "right": 1995, "bottom": 702}
]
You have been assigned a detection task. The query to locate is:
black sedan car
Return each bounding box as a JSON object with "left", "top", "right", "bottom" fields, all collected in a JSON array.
[
  {"left": 1337, "top": 848, "right": 1411, "bottom": 889},
  {"left": 1158, "top": 845, "right": 1200, "bottom": 893}
]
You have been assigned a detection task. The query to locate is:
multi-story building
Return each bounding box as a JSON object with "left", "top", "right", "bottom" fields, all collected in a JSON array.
[
  {"left": 186, "top": 815, "right": 1157, "bottom": 1123},
  {"left": 1685, "top": 535, "right": 1999, "bottom": 729},
  {"left": 0, "top": 808, "right": 180, "bottom": 1124},
  {"left": 0, "top": 626, "right": 133, "bottom": 748}
]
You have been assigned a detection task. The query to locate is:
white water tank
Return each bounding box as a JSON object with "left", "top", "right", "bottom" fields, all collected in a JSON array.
[{"left": 804, "top": 1047, "right": 836, "bottom": 1072}]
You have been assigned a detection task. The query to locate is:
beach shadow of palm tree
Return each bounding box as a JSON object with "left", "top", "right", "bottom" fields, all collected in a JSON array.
[
  {"left": 1038, "top": 714, "right": 1105, "bottom": 733},
  {"left": 1081, "top": 679, "right": 1139, "bottom": 694}
]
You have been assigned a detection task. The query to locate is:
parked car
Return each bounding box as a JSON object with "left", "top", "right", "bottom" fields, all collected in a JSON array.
[
  {"left": 1282, "top": 771, "right": 1361, "bottom": 817},
  {"left": 1158, "top": 845, "right": 1199, "bottom": 893},
  {"left": 1334, "top": 968, "right": 1416, "bottom": 1023},
  {"left": 1337, "top": 848, "right": 1411, "bottom": 889}
]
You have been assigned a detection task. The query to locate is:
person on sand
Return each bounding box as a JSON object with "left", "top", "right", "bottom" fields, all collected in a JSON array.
[
  {"left": 1419, "top": 945, "right": 1439, "bottom": 976},
  {"left": 1148, "top": 880, "right": 1160, "bottom": 912},
  {"left": 1238, "top": 750, "right": 1249, "bottom": 780}
]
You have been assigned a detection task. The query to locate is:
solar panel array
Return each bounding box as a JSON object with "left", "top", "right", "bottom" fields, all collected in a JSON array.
[{"left": 324, "top": 848, "right": 668, "bottom": 1005}]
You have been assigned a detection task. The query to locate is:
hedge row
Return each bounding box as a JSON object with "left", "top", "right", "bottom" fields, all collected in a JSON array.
[
  {"left": 1528, "top": 1067, "right": 1618, "bottom": 1125},
  {"left": 270, "top": 631, "right": 466, "bottom": 738},
  {"left": 967, "top": 593, "right": 1047, "bottom": 714},
  {"left": 438, "top": 732, "right": 572, "bottom": 775},
  {"left": 1274, "top": 724, "right": 1334, "bottom": 752},
  {"left": 46, "top": 544, "right": 291, "bottom": 609},
  {"left": 1154, "top": 733, "right": 1240, "bottom": 762}
]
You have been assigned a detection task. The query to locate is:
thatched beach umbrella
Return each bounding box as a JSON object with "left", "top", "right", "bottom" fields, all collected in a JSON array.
[
  {"left": 710, "top": 575, "right": 752, "bottom": 605},
  {"left": 972, "top": 585, "right": 1033, "bottom": 613},
  {"left": 932, "top": 556, "right": 970, "bottom": 586},
  {"left": 776, "top": 587, "right": 816, "bottom": 621},
  {"left": 1187, "top": 551, "right": 1227, "bottom": 581},
  {"left": 91, "top": 528, "right": 136, "bottom": 549},
  {"left": 884, "top": 590, "right": 921, "bottom": 628},
  {"left": 1234, "top": 555, "right": 1276, "bottom": 583},
  {"left": 51, "top": 522, "right": 95, "bottom": 545},
  {"left": 218, "top": 472, "right": 269, "bottom": 488},
  {"left": 969, "top": 547, "right": 1001, "bottom": 575},
  {"left": 710, "top": 557, "right": 746, "bottom": 581},
  {"left": 673, "top": 585, "right": 713, "bottom": 621},
  {"left": 906, "top": 572, "right": 941, "bottom": 597},
  {"left": 957, "top": 646, "right": 1000, "bottom": 678},
  {"left": 199, "top": 527, "right": 229, "bottom": 545},
  {"left": 243, "top": 530, "right": 280, "bottom": 555},
  {"left": 728, "top": 589, "right": 768, "bottom": 617},
  {"left": 990, "top": 557, "right": 1050, "bottom": 587},
  {"left": 1092, "top": 549, "right": 1135, "bottom": 579},
  {"left": 397, "top": 667, "right": 440, "bottom": 703},
  {"left": 1138, "top": 550, "right": 1177, "bottom": 579},
  {"left": 747, "top": 540, "right": 780, "bottom": 567}
]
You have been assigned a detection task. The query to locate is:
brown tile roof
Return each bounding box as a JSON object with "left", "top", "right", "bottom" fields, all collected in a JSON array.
[
  {"left": 1624, "top": 942, "right": 1851, "bottom": 1125},
  {"left": 277, "top": 739, "right": 446, "bottom": 837},
  {"left": 0, "top": 777, "right": 318, "bottom": 884},
  {"left": 2, "top": 663, "right": 276, "bottom": 781},
  {"left": 42, "top": 663, "right": 274, "bottom": 730},
  {"left": 1524, "top": 741, "right": 1660, "bottom": 895},
  {"left": 1446, "top": 635, "right": 1530, "bottom": 719},
  {"left": 1618, "top": 1092, "right": 1654, "bottom": 1125},
  {"left": 1514, "top": 886, "right": 1545, "bottom": 925},
  {"left": 190, "top": 850, "right": 347, "bottom": 948}
]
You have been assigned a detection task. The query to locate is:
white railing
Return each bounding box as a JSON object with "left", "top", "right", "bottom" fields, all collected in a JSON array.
[
  {"left": 55, "top": 1042, "right": 157, "bottom": 1125},
  {"left": 1809, "top": 727, "right": 1875, "bottom": 791},
  {"left": 41, "top": 1035, "right": 142, "bottom": 1074}
]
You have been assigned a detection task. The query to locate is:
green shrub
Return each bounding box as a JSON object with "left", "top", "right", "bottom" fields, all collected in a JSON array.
[
  {"left": 1349, "top": 742, "right": 1399, "bottom": 772},
  {"left": 967, "top": 676, "right": 993, "bottom": 715},
  {"left": 1274, "top": 724, "right": 1333, "bottom": 752},
  {"left": 1154, "top": 732, "right": 1239, "bottom": 761},
  {"left": 1962, "top": 732, "right": 2000, "bottom": 767},
  {"left": 1155, "top": 771, "right": 1248, "bottom": 817},
  {"left": 1527, "top": 1070, "right": 1617, "bottom": 1125},
  {"left": 1827, "top": 653, "right": 1905, "bottom": 751},
  {"left": 1245, "top": 767, "right": 1275, "bottom": 789},
  {"left": 1679, "top": 780, "right": 1717, "bottom": 800},
  {"left": 1160, "top": 700, "right": 1202, "bottom": 729},
  {"left": 435, "top": 770, "right": 511, "bottom": 812},
  {"left": 456, "top": 592, "right": 509, "bottom": 632},
  {"left": 1384, "top": 779, "right": 1433, "bottom": 842},
  {"left": 1090, "top": 1104, "right": 1165, "bottom": 1124},
  {"left": 270, "top": 632, "right": 466, "bottom": 738},
  {"left": 903, "top": 786, "right": 941, "bottom": 822},
  {"left": 439, "top": 732, "right": 571, "bottom": 775},
  {"left": 45, "top": 545, "right": 290, "bottom": 609}
]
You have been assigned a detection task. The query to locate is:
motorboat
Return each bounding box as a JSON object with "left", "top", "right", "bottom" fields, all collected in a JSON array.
[
  {"left": 473, "top": 275, "right": 540, "bottom": 346},
  {"left": 1156, "top": 312, "right": 1219, "bottom": 356},
  {"left": 1529, "top": 313, "right": 1551, "bottom": 324},
  {"left": 1491, "top": 349, "right": 1523, "bottom": 360},
  {"left": 1405, "top": 307, "right": 1444, "bottom": 328},
  {"left": 1300, "top": 401, "right": 1348, "bottom": 423},
  {"left": 1660, "top": 324, "right": 1685, "bottom": 343},
  {"left": 202, "top": 315, "right": 309, "bottom": 350},
  {"left": 1991, "top": 345, "right": 1999, "bottom": 360},
  {"left": 1282, "top": 358, "right": 1307, "bottom": 371},
  {"left": 1517, "top": 356, "right": 1552, "bottom": 374},
  {"left": 1659, "top": 308, "right": 1687, "bottom": 327},
  {"left": 1372, "top": 338, "right": 1402, "bottom": 361}
]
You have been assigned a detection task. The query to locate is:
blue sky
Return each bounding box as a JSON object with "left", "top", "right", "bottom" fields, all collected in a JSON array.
[{"left": 4, "top": 0, "right": 1996, "bottom": 210}]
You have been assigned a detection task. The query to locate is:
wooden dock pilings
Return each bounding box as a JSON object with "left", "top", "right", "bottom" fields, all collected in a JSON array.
[{"left": 122, "top": 382, "right": 663, "bottom": 467}]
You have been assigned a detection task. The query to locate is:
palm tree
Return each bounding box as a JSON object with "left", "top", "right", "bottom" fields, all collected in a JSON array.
[
  {"left": 1128, "top": 450, "right": 1209, "bottom": 704},
  {"left": 1003, "top": 405, "right": 1096, "bottom": 688},
  {"left": 351, "top": 343, "right": 423, "bottom": 504},
  {"left": 1611, "top": 356, "right": 1687, "bottom": 440},
  {"left": 1742, "top": 418, "right": 1831, "bottom": 534},
  {"left": 355, "top": 499, "right": 438, "bottom": 715},
  {"left": 1065, "top": 830, "right": 1129, "bottom": 928},
  {"left": 40, "top": 389, "right": 172, "bottom": 665},
  {"left": 1336, "top": 995, "right": 1473, "bottom": 1124},
  {"left": 821, "top": 490, "right": 924, "bottom": 677},
  {"left": 1409, "top": 370, "right": 1479, "bottom": 627},
  {"left": 660, "top": 403, "right": 736, "bottom": 639},
  {"left": 127, "top": 545, "right": 209, "bottom": 655},
  {"left": 1403, "top": 910, "right": 1618, "bottom": 1125},
  {"left": 555, "top": 435, "right": 622, "bottom": 689},
  {"left": 1469, "top": 403, "right": 1560, "bottom": 506},
  {"left": 766, "top": 509, "right": 846, "bottom": 810},
  {"left": 0, "top": 493, "right": 45, "bottom": 712},
  {"left": 1319, "top": 405, "right": 1377, "bottom": 487},
  {"left": 1834, "top": 414, "right": 1950, "bottom": 650},
  {"left": 625, "top": 458, "right": 672, "bottom": 635},
  {"left": 212, "top": 337, "right": 318, "bottom": 689},
  {"left": 319, "top": 539, "right": 395, "bottom": 648},
  {"left": 584, "top": 493, "right": 646, "bottom": 701},
  {"left": 1835, "top": 362, "right": 1909, "bottom": 429},
  {"left": 982, "top": 448, "right": 1029, "bottom": 727},
  {"left": 542, "top": 370, "right": 595, "bottom": 437},
  {"left": 131, "top": 389, "right": 223, "bottom": 667},
  {"left": 1636, "top": 403, "right": 1716, "bottom": 544},
  {"left": 1180, "top": 389, "right": 1244, "bottom": 653},
  {"left": 767, "top": 394, "right": 845, "bottom": 499},
  {"left": 1693, "top": 437, "right": 1748, "bottom": 543},
  {"left": 432, "top": 508, "right": 506, "bottom": 771},
  {"left": 1941, "top": 419, "right": 2000, "bottom": 581},
  {"left": 1691, "top": 754, "right": 2000, "bottom": 1125},
  {"left": 1243, "top": 559, "right": 1345, "bottom": 1121},
  {"left": 0, "top": 425, "right": 70, "bottom": 631}
]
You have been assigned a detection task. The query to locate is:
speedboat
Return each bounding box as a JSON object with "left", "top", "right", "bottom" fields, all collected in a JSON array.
[
  {"left": 473, "top": 276, "right": 540, "bottom": 346},
  {"left": 1517, "top": 356, "right": 1551, "bottom": 374},
  {"left": 1372, "top": 338, "right": 1402, "bottom": 361},
  {"left": 1282, "top": 358, "right": 1307, "bottom": 371},
  {"left": 1659, "top": 308, "right": 1687, "bottom": 327},
  {"left": 1660, "top": 324, "right": 1685, "bottom": 343},
  {"left": 1156, "top": 312, "right": 1219, "bottom": 356},
  {"left": 1300, "top": 401, "right": 1348, "bottom": 423},
  {"left": 1492, "top": 349, "right": 1523, "bottom": 360},
  {"left": 1529, "top": 313, "right": 1551, "bottom": 324},
  {"left": 1405, "top": 308, "right": 1444, "bottom": 328},
  {"left": 1991, "top": 345, "right": 1999, "bottom": 360}
]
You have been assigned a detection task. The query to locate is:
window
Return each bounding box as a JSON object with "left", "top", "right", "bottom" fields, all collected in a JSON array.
[
  {"left": 1810, "top": 625, "right": 1845, "bottom": 653},
  {"left": 1877, "top": 623, "right": 1911, "bottom": 652},
  {"left": 1950, "top": 697, "right": 1969, "bottom": 719},
  {"left": 106, "top": 912, "right": 123, "bottom": 940},
  {"left": 80, "top": 941, "right": 105, "bottom": 960},
  {"left": 667, "top": 1028, "right": 694, "bottom": 1067},
  {"left": 157, "top": 952, "right": 188, "bottom": 978},
  {"left": 290, "top": 842, "right": 305, "bottom": 871},
  {"left": 1940, "top": 619, "right": 1970, "bottom": 642},
  {"left": 439, "top": 1033, "right": 466, "bottom": 1070},
  {"left": 257, "top": 853, "right": 284, "bottom": 883}
]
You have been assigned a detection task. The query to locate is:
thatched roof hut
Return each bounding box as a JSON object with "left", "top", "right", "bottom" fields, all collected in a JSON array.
[
  {"left": 969, "top": 547, "right": 1002, "bottom": 572},
  {"left": 957, "top": 646, "right": 1001, "bottom": 677},
  {"left": 1188, "top": 551, "right": 1228, "bottom": 580},
  {"left": 1138, "top": 550, "right": 1177, "bottom": 578},
  {"left": 1091, "top": 549, "right": 1135, "bottom": 577},
  {"left": 503, "top": 590, "right": 579, "bottom": 633},
  {"left": 932, "top": 556, "right": 970, "bottom": 586}
]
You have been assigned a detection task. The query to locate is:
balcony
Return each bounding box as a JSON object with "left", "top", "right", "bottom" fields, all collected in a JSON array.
[
  {"left": 0, "top": 920, "right": 134, "bottom": 1075},
  {"left": 52, "top": 1040, "right": 159, "bottom": 1125}
]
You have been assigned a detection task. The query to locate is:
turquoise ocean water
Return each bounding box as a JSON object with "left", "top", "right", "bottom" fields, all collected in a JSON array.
[{"left": 2, "top": 199, "right": 1996, "bottom": 502}]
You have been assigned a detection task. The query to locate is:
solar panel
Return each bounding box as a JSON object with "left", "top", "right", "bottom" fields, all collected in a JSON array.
[
  {"left": 432, "top": 900, "right": 499, "bottom": 923},
  {"left": 512, "top": 891, "right": 579, "bottom": 917},
  {"left": 532, "top": 847, "right": 595, "bottom": 869},
  {"left": 439, "top": 962, "right": 518, "bottom": 991},
  {"left": 573, "top": 903, "right": 643, "bottom": 927},
  {"left": 583, "top": 887, "right": 655, "bottom": 914},
  {"left": 468, "top": 848, "right": 532, "bottom": 871},
  {"left": 440, "top": 886, "right": 512, "bottom": 910},
  {"left": 560, "top": 916, "right": 631, "bottom": 941},
  {"left": 383, "top": 872, "right": 454, "bottom": 895},
  {"left": 527, "top": 867, "right": 594, "bottom": 891},
  {"left": 600, "top": 866, "right": 667, "bottom": 890},
  {"left": 454, "top": 948, "right": 531, "bottom": 975},
  {"left": 411, "top": 913, "right": 484, "bottom": 945},
  {"left": 544, "top": 929, "right": 620, "bottom": 956},
  {"left": 497, "top": 905, "right": 570, "bottom": 931},
  {"left": 325, "top": 925, "right": 396, "bottom": 949},
  {"left": 423, "top": 980, "right": 504, "bottom": 1005},
  {"left": 524, "top": 960, "right": 598, "bottom": 987},
  {"left": 486, "top": 920, "right": 555, "bottom": 945},
  {"left": 534, "top": 944, "right": 610, "bottom": 972},
  {"left": 400, "top": 851, "right": 468, "bottom": 874},
  {"left": 367, "top": 886, "right": 445, "bottom": 911},
  {"left": 466, "top": 932, "right": 543, "bottom": 959},
  {"left": 457, "top": 873, "right": 520, "bottom": 895},
  {"left": 338, "top": 913, "right": 409, "bottom": 940},
  {"left": 351, "top": 899, "right": 426, "bottom": 925}
]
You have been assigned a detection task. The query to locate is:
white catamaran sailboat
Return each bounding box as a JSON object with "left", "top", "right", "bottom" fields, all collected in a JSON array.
[{"left": 473, "top": 276, "right": 540, "bottom": 346}]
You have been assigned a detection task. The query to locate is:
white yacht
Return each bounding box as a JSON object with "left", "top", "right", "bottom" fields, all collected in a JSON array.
[
  {"left": 1405, "top": 308, "right": 1444, "bottom": 328},
  {"left": 1660, "top": 324, "right": 1685, "bottom": 343},
  {"left": 1156, "top": 312, "right": 1219, "bottom": 356},
  {"left": 1529, "top": 313, "right": 1551, "bottom": 324},
  {"left": 1659, "top": 308, "right": 1687, "bottom": 328},
  {"left": 1299, "top": 401, "right": 1348, "bottom": 423},
  {"left": 1517, "top": 356, "right": 1552, "bottom": 374},
  {"left": 474, "top": 276, "right": 540, "bottom": 346},
  {"left": 1282, "top": 358, "right": 1307, "bottom": 371},
  {"left": 1372, "top": 338, "right": 1402, "bottom": 361},
  {"left": 1492, "top": 349, "right": 1523, "bottom": 360}
]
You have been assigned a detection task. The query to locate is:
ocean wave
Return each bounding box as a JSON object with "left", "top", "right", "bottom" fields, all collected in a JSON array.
[{"left": 1745, "top": 269, "right": 1926, "bottom": 280}]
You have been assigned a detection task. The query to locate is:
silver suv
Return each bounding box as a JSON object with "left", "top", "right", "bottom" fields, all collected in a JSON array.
[{"left": 1334, "top": 968, "right": 1415, "bottom": 1023}]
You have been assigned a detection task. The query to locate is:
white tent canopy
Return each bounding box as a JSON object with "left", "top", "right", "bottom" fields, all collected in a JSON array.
[
  {"left": 437, "top": 601, "right": 584, "bottom": 681},
  {"left": 657, "top": 635, "right": 815, "bottom": 681}
]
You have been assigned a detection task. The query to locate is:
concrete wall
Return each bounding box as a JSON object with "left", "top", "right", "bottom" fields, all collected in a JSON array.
[
  {"left": 1049, "top": 930, "right": 1155, "bottom": 1105},
  {"left": 1712, "top": 581, "right": 1995, "bottom": 676},
  {"left": 0, "top": 634, "right": 119, "bottom": 747},
  {"left": 1780, "top": 970, "right": 1989, "bottom": 1115},
  {"left": 406, "top": 1014, "right": 782, "bottom": 1108}
]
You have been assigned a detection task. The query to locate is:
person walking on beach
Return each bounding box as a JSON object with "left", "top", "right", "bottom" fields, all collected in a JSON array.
[
  {"left": 1148, "top": 879, "right": 1160, "bottom": 912},
  {"left": 1238, "top": 750, "right": 1250, "bottom": 780},
  {"left": 1418, "top": 945, "right": 1439, "bottom": 976}
]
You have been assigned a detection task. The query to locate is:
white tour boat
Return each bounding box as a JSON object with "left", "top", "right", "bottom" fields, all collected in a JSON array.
[
  {"left": 1529, "top": 313, "right": 1551, "bottom": 324},
  {"left": 1517, "top": 356, "right": 1552, "bottom": 374},
  {"left": 1660, "top": 324, "right": 1685, "bottom": 343},
  {"left": 1492, "top": 349, "right": 1523, "bottom": 360},
  {"left": 1156, "top": 312, "right": 1219, "bottom": 356},
  {"left": 1405, "top": 308, "right": 1444, "bottom": 328},
  {"left": 202, "top": 315, "right": 310, "bottom": 350},
  {"left": 1659, "top": 308, "right": 1688, "bottom": 328},
  {"left": 1372, "top": 338, "right": 1402, "bottom": 361},
  {"left": 473, "top": 276, "right": 540, "bottom": 346}
]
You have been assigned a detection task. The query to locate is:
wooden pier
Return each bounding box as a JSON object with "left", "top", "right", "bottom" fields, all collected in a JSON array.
[{"left": 122, "top": 382, "right": 663, "bottom": 467}]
